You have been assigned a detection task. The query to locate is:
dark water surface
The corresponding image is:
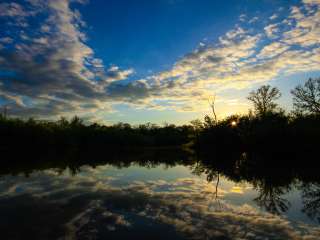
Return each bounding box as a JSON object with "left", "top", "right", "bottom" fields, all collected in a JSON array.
[{"left": 0, "top": 150, "right": 319, "bottom": 239}]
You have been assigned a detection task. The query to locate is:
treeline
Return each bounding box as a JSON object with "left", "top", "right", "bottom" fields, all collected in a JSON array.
[
  {"left": 194, "top": 78, "right": 320, "bottom": 163},
  {"left": 0, "top": 115, "right": 193, "bottom": 154}
]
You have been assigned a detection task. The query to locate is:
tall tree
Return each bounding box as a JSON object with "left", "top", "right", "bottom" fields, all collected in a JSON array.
[
  {"left": 247, "top": 85, "right": 281, "bottom": 116},
  {"left": 208, "top": 95, "right": 217, "bottom": 124},
  {"left": 291, "top": 78, "right": 320, "bottom": 115}
]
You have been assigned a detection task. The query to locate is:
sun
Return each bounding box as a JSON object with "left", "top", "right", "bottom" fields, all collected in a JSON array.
[{"left": 231, "top": 121, "right": 237, "bottom": 127}]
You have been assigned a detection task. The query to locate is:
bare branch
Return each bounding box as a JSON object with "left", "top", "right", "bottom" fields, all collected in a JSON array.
[
  {"left": 247, "top": 85, "right": 281, "bottom": 116},
  {"left": 291, "top": 78, "right": 320, "bottom": 115},
  {"left": 208, "top": 95, "right": 217, "bottom": 124}
]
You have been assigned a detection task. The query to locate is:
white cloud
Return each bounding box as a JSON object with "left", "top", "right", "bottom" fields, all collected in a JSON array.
[
  {"left": 0, "top": 0, "right": 320, "bottom": 119},
  {"left": 0, "top": 0, "right": 133, "bottom": 119},
  {"left": 270, "top": 14, "right": 278, "bottom": 20},
  {"left": 303, "top": 0, "right": 320, "bottom": 5},
  {"left": 257, "top": 42, "right": 290, "bottom": 59},
  {"left": 105, "top": 65, "right": 134, "bottom": 83},
  {"left": 239, "top": 14, "right": 246, "bottom": 22},
  {"left": 0, "top": 37, "right": 13, "bottom": 44},
  {"left": 0, "top": 2, "right": 29, "bottom": 17},
  {"left": 248, "top": 16, "right": 259, "bottom": 23},
  {"left": 283, "top": 3, "right": 320, "bottom": 47},
  {"left": 264, "top": 23, "right": 279, "bottom": 38}
]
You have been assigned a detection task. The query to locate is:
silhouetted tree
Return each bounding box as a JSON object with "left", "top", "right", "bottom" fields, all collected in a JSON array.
[
  {"left": 203, "top": 115, "right": 215, "bottom": 128},
  {"left": 190, "top": 119, "right": 203, "bottom": 131},
  {"left": 291, "top": 78, "right": 320, "bottom": 115},
  {"left": 247, "top": 85, "right": 281, "bottom": 116},
  {"left": 208, "top": 95, "right": 217, "bottom": 124}
]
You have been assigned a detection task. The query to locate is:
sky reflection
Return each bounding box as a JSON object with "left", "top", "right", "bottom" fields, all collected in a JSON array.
[{"left": 0, "top": 163, "right": 319, "bottom": 239}]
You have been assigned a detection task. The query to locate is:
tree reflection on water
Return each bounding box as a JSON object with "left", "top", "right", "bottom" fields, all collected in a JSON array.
[
  {"left": 1, "top": 147, "right": 320, "bottom": 222},
  {"left": 1, "top": 147, "right": 320, "bottom": 239}
]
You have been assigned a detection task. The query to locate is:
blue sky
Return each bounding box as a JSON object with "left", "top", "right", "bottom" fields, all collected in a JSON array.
[{"left": 0, "top": 0, "right": 319, "bottom": 124}]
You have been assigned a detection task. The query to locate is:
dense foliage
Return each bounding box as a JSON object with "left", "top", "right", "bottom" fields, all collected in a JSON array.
[
  {"left": 195, "top": 112, "right": 320, "bottom": 161},
  {"left": 195, "top": 79, "right": 320, "bottom": 164},
  {"left": 0, "top": 115, "right": 193, "bottom": 154},
  {"left": 1, "top": 110, "right": 319, "bottom": 162}
]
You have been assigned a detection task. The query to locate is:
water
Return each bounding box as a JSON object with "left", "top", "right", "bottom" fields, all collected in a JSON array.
[{"left": 0, "top": 150, "right": 320, "bottom": 239}]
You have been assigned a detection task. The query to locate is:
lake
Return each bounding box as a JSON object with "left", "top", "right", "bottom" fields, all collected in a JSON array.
[{"left": 0, "top": 149, "right": 319, "bottom": 239}]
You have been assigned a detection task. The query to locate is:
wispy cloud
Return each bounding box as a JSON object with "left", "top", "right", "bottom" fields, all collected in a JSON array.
[
  {"left": 0, "top": 0, "right": 320, "bottom": 121},
  {"left": 132, "top": 0, "right": 320, "bottom": 113},
  {"left": 0, "top": 0, "right": 132, "bottom": 118},
  {"left": 270, "top": 13, "right": 278, "bottom": 20}
]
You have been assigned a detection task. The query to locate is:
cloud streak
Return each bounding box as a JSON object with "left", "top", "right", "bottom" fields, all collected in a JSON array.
[
  {"left": 0, "top": 0, "right": 133, "bottom": 118},
  {"left": 0, "top": 0, "right": 320, "bottom": 120}
]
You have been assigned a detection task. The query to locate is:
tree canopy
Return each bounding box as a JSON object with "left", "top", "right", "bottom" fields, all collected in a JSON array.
[
  {"left": 291, "top": 78, "right": 320, "bottom": 115},
  {"left": 247, "top": 85, "right": 281, "bottom": 116}
]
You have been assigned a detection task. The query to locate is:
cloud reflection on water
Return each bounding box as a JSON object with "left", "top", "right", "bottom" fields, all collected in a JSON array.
[{"left": 1, "top": 166, "right": 320, "bottom": 240}]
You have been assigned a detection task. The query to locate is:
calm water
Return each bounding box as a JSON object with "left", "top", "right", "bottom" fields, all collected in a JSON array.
[{"left": 1, "top": 152, "right": 320, "bottom": 239}]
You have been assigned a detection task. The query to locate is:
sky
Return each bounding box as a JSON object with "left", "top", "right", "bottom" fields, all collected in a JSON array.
[{"left": 0, "top": 0, "right": 320, "bottom": 125}]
